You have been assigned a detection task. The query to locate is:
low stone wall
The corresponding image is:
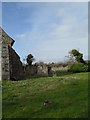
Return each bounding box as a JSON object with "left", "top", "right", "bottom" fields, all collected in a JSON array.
[
  {"left": 51, "top": 66, "right": 69, "bottom": 72},
  {"left": 24, "top": 64, "right": 48, "bottom": 78},
  {"left": 23, "top": 65, "right": 69, "bottom": 78},
  {"left": 37, "top": 64, "right": 48, "bottom": 76},
  {"left": 24, "top": 65, "right": 37, "bottom": 77}
]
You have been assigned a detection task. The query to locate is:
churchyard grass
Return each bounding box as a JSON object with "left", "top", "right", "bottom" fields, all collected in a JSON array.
[{"left": 2, "top": 72, "right": 88, "bottom": 118}]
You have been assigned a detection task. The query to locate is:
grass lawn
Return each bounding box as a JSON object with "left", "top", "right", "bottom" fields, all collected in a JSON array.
[{"left": 2, "top": 72, "right": 88, "bottom": 118}]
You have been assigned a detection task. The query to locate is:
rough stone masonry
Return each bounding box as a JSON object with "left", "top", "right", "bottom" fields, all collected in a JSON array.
[
  {"left": 0, "top": 39, "right": 2, "bottom": 80},
  {"left": 0, "top": 27, "right": 2, "bottom": 80},
  {"left": 0, "top": 27, "right": 24, "bottom": 80}
]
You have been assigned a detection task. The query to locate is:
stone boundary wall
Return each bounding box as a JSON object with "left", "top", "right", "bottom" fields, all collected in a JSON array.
[
  {"left": 24, "top": 65, "right": 37, "bottom": 77},
  {"left": 37, "top": 65, "right": 48, "bottom": 76},
  {"left": 51, "top": 66, "right": 69, "bottom": 72},
  {"left": 24, "top": 64, "right": 49, "bottom": 78},
  {"left": 23, "top": 65, "right": 69, "bottom": 78}
]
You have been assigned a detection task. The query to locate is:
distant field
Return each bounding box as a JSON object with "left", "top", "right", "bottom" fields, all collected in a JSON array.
[{"left": 2, "top": 72, "right": 88, "bottom": 118}]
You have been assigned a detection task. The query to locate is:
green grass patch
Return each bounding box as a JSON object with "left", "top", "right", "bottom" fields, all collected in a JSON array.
[
  {"left": 56, "top": 71, "right": 74, "bottom": 76},
  {"left": 2, "top": 72, "right": 88, "bottom": 118}
]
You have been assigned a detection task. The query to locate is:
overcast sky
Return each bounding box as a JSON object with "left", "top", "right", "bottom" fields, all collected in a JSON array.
[{"left": 2, "top": 2, "right": 88, "bottom": 63}]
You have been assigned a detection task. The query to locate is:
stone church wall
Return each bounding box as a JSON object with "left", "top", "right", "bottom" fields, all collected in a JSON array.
[
  {"left": 2, "top": 42, "right": 10, "bottom": 80},
  {"left": 8, "top": 46, "right": 24, "bottom": 80},
  {"left": 0, "top": 42, "right": 2, "bottom": 80}
]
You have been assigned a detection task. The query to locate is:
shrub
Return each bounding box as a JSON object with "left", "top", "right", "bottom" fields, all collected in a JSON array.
[
  {"left": 56, "top": 71, "right": 72, "bottom": 76},
  {"left": 68, "top": 63, "right": 88, "bottom": 73}
]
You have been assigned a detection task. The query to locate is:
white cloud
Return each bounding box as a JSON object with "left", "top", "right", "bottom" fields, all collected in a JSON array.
[{"left": 14, "top": 2, "right": 88, "bottom": 63}]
